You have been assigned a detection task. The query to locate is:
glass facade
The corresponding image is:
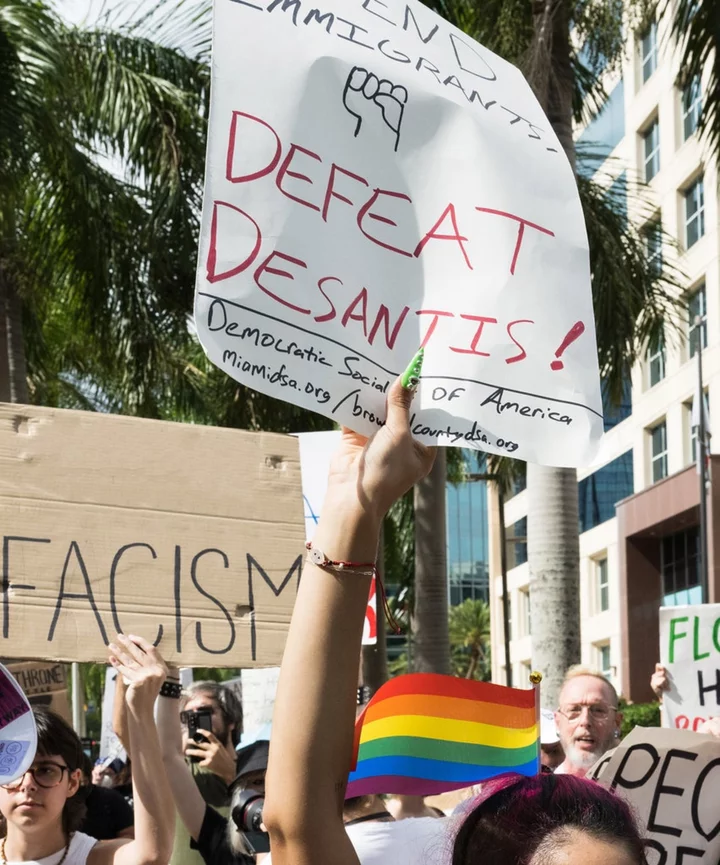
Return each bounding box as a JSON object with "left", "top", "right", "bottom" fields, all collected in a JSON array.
[
  {"left": 602, "top": 375, "right": 632, "bottom": 432},
  {"left": 577, "top": 80, "right": 626, "bottom": 176},
  {"left": 578, "top": 450, "right": 634, "bottom": 533},
  {"left": 662, "top": 526, "right": 702, "bottom": 606},
  {"left": 447, "top": 473, "right": 489, "bottom": 606}
]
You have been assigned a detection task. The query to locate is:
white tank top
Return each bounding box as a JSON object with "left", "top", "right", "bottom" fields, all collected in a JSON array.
[{"left": 5, "top": 832, "right": 97, "bottom": 865}]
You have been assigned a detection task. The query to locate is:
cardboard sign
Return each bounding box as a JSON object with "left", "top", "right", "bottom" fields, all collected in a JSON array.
[
  {"left": 0, "top": 403, "right": 304, "bottom": 666},
  {"left": 591, "top": 726, "right": 720, "bottom": 865},
  {"left": 194, "top": 0, "right": 603, "bottom": 468},
  {"left": 296, "top": 430, "right": 376, "bottom": 644},
  {"left": 7, "top": 661, "right": 71, "bottom": 725},
  {"left": 659, "top": 605, "right": 720, "bottom": 731}
]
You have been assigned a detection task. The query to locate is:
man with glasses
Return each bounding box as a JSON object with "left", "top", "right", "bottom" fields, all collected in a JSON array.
[{"left": 554, "top": 665, "right": 622, "bottom": 777}]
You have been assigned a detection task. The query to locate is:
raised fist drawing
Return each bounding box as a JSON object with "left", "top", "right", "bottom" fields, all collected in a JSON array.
[{"left": 342, "top": 66, "right": 408, "bottom": 153}]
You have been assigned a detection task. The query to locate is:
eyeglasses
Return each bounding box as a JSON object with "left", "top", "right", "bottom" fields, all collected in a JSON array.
[
  {"left": 558, "top": 704, "right": 618, "bottom": 721},
  {"left": 1, "top": 762, "right": 69, "bottom": 790}
]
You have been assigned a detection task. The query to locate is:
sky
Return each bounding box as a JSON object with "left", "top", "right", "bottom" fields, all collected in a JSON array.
[{"left": 55, "top": 0, "right": 210, "bottom": 55}]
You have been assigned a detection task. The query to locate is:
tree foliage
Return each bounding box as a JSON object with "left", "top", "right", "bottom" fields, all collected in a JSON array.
[{"left": 449, "top": 598, "right": 491, "bottom": 680}]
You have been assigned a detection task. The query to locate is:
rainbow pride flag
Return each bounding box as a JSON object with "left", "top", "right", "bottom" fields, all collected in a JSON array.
[{"left": 346, "top": 673, "right": 539, "bottom": 797}]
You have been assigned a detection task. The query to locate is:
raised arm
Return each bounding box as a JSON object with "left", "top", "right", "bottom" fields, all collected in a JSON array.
[
  {"left": 156, "top": 665, "right": 207, "bottom": 841},
  {"left": 90, "top": 635, "right": 176, "bottom": 865},
  {"left": 112, "top": 674, "right": 131, "bottom": 757},
  {"left": 264, "top": 370, "right": 434, "bottom": 865}
]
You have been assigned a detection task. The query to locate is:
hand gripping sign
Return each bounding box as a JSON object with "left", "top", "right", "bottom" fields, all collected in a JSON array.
[
  {"left": 0, "top": 662, "right": 37, "bottom": 786},
  {"left": 195, "top": 0, "right": 603, "bottom": 467}
]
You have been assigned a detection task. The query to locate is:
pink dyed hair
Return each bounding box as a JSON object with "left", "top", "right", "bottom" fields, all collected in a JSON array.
[{"left": 452, "top": 773, "right": 647, "bottom": 865}]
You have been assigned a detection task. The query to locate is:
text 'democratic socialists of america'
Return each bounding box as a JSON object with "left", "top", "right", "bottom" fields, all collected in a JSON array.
[{"left": 194, "top": 0, "right": 604, "bottom": 467}]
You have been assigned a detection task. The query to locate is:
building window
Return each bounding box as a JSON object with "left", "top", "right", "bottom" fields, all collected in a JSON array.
[
  {"left": 518, "top": 588, "right": 531, "bottom": 637},
  {"left": 647, "top": 335, "right": 665, "bottom": 387},
  {"left": 662, "top": 526, "right": 701, "bottom": 606},
  {"left": 507, "top": 517, "right": 527, "bottom": 568},
  {"left": 578, "top": 451, "right": 634, "bottom": 533},
  {"left": 689, "top": 391, "right": 710, "bottom": 463},
  {"left": 682, "top": 76, "right": 702, "bottom": 141},
  {"left": 688, "top": 284, "right": 707, "bottom": 357},
  {"left": 640, "top": 22, "right": 657, "bottom": 83},
  {"left": 685, "top": 175, "right": 705, "bottom": 248},
  {"left": 644, "top": 219, "right": 662, "bottom": 275},
  {"left": 596, "top": 643, "right": 612, "bottom": 680},
  {"left": 596, "top": 558, "right": 610, "bottom": 612},
  {"left": 643, "top": 121, "right": 660, "bottom": 181},
  {"left": 650, "top": 420, "right": 668, "bottom": 482}
]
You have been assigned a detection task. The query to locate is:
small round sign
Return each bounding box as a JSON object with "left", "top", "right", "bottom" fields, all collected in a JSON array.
[{"left": 0, "top": 662, "right": 37, "bottom": 786}]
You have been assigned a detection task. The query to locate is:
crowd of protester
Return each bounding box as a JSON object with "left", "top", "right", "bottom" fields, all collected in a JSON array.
[{"left": 4, "top": 372, "right": 720, "bottom": 865}]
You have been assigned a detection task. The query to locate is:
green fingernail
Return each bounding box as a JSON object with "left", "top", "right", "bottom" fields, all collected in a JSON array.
[{"left": 401, "top": 347, "right": 424, "bottom": 391}]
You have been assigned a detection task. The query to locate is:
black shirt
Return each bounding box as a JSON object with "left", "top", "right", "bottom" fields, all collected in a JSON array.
[
  {"left": 81, "top": 785, "right": 134, "bottom": 840},
  {"left": 191, "top": 805, "right": 254, "bottom": 865}
]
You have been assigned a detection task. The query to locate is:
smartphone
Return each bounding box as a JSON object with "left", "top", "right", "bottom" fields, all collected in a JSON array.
[{"left": 185, "top": 708, "right": 213, "bottom": 761}]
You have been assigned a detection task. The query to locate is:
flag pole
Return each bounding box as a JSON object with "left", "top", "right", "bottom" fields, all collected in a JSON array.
[
  {"left": 530, "top": 671, "right": 542, "bottom": 773},
  {"left": 696, "top": 316, "right": 709, "bottom": 604}
]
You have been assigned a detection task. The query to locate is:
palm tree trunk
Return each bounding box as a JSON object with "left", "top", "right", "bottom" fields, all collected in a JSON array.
[
  {"left": 525, "top": 0, "right": 581, "bottom": 708},
  {"left": 412, "top": 450, "right": 450, "bottom": 675},
  {"left": 6, "top": 277, "right": 28, "bottom": 404},
  {"left": 466, "top": 650, "right": 478, "bottom": 680},
  {"left": 0, "top": 266, "right": 11, "bottom": 403},
  {"left": 527, "top": 464, "right": 580, "bottom": 706}
]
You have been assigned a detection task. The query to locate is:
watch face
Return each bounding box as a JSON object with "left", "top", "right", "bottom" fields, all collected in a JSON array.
[{"left": 310, "top": 547, "right": 325, "bottom": 566}]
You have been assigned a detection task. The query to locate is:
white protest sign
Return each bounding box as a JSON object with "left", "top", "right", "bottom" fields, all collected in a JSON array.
[
  {"left": 240, "top": 667, "right": 280, "bottom": 738},
  {"left": 99, "top": 668, "right": 127, "bottom": 763},
  {"left": 194, "top": 0, "right": 603, "bottom": 468},
  {"left": 591, "top": 726, "right": 720, "bottom": 865},
  {"left": 297, "top": 430, "right": 377, "bottom": 644},
  {"left": 660, "top": 605, "right": 720, "bottom": 732}
]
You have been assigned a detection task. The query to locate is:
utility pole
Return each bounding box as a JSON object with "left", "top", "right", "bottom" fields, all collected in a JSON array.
[{"left": 695, "top": 316, "right": 709, "bottom": 603}]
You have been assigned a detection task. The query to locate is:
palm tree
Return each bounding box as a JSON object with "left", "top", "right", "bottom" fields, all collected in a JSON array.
[
  {"left": 412, "top": 451, "right": 450, "bottom": 674},
  {"left": 423, "top": 0, "right": 683, "bottom": 703},
  {"left": 670, "top": 0, "right": 718, "bottom": 161},
  {"left": 449, "top": 598, "right": 491, "bottom": 680},
  {"left": 0, "top": 0, "right": 212, "bottom": 410}
]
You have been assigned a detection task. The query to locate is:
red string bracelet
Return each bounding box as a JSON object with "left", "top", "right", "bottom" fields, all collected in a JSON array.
[{"left": 305, "top": 542, "right": 402, "bottom": 634}]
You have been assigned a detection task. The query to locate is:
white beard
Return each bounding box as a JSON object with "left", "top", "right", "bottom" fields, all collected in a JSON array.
[{"left": 565, "top": 742, "right": 607, "bottom": 769}]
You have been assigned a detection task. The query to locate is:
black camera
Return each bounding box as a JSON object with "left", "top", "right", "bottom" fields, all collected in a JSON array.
[{"left": 232, "top": 789, "right": 269, "bottom": 854}]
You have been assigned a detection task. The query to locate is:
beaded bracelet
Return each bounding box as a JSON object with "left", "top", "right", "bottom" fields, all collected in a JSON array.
[
  {"left": 305, "top": 542, "right": 401, "bottom": 634},
  {"left": 159, "top": 681, "right": 183, "bottom": 699}
]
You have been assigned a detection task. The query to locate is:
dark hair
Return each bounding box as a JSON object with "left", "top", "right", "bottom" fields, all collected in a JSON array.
[
  {"left": 34, "top": 709, "right": 87, "bottom": 834},
  {"left": 185, "top": 681, "right": 243, "bottom": 746},
  {"left": 452, "top": 773, "right": 647, "bottom": 865}
]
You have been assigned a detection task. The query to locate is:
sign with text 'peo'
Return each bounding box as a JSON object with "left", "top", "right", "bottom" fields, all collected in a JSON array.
[
  {"left": 194, "top": 0, "right": 603, "bottom": 467},
  {"left": 0, "top": 404, "right": 303, "bottom": 666},
  {"left": 660, "top": 604, "right": 720, "bottom": 731},
  {"left": 590, "top": 727, "right": 720, "bottom": 865}
]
